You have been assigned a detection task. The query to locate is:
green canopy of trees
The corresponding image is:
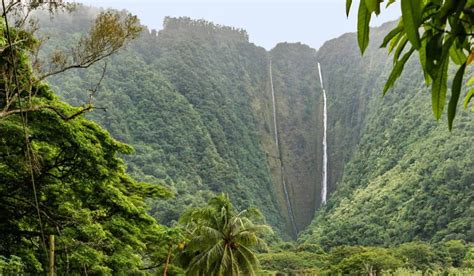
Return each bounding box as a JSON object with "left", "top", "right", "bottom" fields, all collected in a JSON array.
[{"left": 0, "top": 7, "right": 172, "bottom": 274}]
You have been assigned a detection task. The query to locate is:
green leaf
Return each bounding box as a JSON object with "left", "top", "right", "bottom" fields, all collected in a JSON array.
[
  {"left": 346, "top": 0, "right": 353, "bottom": 17},
  {"left": 436, "top": 0, "right": 457, "bottom": 22},
  {"left": 394, "top": 35, "right": 409, "bottom": 62},
  {"left": 401, "top": 0, "right": 423, "bottom": 49},
  {"left": 468, "top": 76, "right": 474, "bottom": 86},
  {"left": 419, "top": 37, "right": 432, "bottom": 85},
  {"left": 388, "top": 32, "right": 405, "bottom": 54},
  {"left": 449, "top": 44, "right": 467, "bottom": 65},
  {"left": 380, "top": 25, "right": 404, "bottom": 48},
  {"left": 383, "top": 47, "right": 415, "bottom": 95},
  {"left": 425, "top": 33, "right": 443, "bottom": 78},
  {"left": 365, "top": 0, "right": 381, "bottom": 14},
  {"left": 464, "top": 88, "right": 474, "bottom": 109},
  {"left": 447, "top": 63, "right": 466, "bottom": 130},
  {"left": 431, "top": 39, "right": 453, "bottom": 120},
  {"left": 357, "top": 0, "right": 372, "bottom": 54},
  {"left": 386, "top": 0, "right": 396, "bottom": 8}
]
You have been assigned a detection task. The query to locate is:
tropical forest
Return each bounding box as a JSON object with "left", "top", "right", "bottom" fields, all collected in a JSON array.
[{"left": 0, "top": 0, "right": 473, "bottom": 275}]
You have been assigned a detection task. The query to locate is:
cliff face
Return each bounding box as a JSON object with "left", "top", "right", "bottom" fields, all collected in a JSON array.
[{"left": 268, "top": 43, "right": 324, "bottom": 232}]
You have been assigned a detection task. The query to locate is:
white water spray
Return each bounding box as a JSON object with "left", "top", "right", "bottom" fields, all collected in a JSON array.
[
  {"left": 269, "top": 59, "right": 298, "bottom": 236},
  {"left": 318, "top": 62, "right": 328, "bottom": 205}
]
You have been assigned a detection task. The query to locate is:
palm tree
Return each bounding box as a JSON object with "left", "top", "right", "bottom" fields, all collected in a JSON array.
[{"left": 179, "top": 194, "right": 272, "bottom": 276}]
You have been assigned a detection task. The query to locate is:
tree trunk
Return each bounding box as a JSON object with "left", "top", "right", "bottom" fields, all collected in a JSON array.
[
  {"left": 163, "top": 246, "right": 172, "bottom": 276},
  {"left": 49, "top": 235, "right": 55, "bottom": 276}
]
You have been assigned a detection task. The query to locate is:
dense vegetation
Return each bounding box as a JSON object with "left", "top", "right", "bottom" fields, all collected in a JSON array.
[
  {"left": 0, "top": 13, "right": 172, "bottom": 273},
  {"left": 39, "top": 8, "right": 329, "bottom": 236},
  {"left": 259, "top": 240, "right": 474, "bottom": 274},
  {"left": 300, "top": 21, "right": 473, "bottom": 250},
  {"left": 1, "top": 2, "right": 473, "bottom": 274}
]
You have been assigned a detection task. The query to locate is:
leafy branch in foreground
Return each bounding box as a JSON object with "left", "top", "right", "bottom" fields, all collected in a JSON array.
[
  {"left": 347, "top": 0, "right": 474, "bottom": 129},
  {"left": 1, "top": 0, "right": 142, "bottom": 120}
]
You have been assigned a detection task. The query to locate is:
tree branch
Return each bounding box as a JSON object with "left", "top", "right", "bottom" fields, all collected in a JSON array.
[{"left": 0, "top": 104, "right": 106, "bottom": 120}]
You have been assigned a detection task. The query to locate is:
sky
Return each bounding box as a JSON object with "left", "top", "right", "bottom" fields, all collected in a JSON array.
[{"left": 76, "top": 0, "right": 401, "bottom": 50}]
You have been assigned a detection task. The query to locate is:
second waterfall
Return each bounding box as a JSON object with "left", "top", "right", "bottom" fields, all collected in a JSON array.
[
  {"left": 269, "top": 59, "right": 298, "bottom": 236},
  {"left": 317, "top": 62, "right": 328, "bottom": 205}
]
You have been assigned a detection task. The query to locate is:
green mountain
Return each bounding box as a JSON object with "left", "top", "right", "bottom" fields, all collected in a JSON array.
[
  {"left": 38, "top": 7, "right": 473, "bottom": 245},
  {"left": 300, "top": 22, "right": 474, "bottom": 247}
]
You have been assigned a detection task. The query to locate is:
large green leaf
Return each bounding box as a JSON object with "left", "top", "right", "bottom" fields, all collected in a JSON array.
[
  {"left": 419, "top": 36, "right": 432, "bottom": 85},
  {"left": 447, "top": 63, "right": 466, "bottom": 130},
  {"left": 401, "top": 0, "right": 423, "bottom": 49},
  {"left": 431, "top": 39, "right": 453, "bottom": 120},
  {"left": 383, "top": 47, "right": 415, "bottom": 95},
  {"left": 357, "top": 0, "right": 372, "bottom": 54}
]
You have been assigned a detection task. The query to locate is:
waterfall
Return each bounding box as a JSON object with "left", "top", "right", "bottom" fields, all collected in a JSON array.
[
  {"left": 269, "top": 60, "right": 279, "bottom": 146},
  {"left": 318, "top": 62, "right": 328, "bottom": 205},
  {"left": 269, "top": 59, "right": 298, "bottom": 236}
]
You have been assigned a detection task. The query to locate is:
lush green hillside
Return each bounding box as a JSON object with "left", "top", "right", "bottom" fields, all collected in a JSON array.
[
  {"left": 2, "top": 3, "right": 473, "bottom": 274},
  {"left": 38, "top": 11, "right": 293, "bottom": 236},
  {"left": 36, "top": 7, "right": 473, "bottom": 247},
  {"left": 300, "top": 22, "right": 474, "bottom": 248}
]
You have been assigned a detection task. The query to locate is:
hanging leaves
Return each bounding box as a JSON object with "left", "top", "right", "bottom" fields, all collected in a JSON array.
[
  {"left": 347, "top": 0, "right": 474, "bottom": 129},
  {"left": 357, "top": 0, "right": 372, "bottom": 54},
  {"left": 401, "top": 0, "right": 422, "bottom": 49},
  {"left": 448, "top": 63, "right": 466, "bottom": 130}
]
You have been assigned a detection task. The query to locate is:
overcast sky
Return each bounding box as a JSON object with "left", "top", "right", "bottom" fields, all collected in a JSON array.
[{"left": 76, "top": 0, "right": 400, "bottom": 50}]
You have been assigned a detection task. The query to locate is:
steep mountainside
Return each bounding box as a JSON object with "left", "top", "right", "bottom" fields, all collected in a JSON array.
[
  {"left": 37, "top": 7, "right": 473, "bottom": 243},
  {"left": 300, "top": 22, "right": 474, "bottom": 247},
  {"left": 38, "top": 10, "right": 325, "bottom": 237}
]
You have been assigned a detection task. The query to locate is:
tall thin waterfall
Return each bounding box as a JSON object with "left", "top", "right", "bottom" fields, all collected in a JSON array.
[
  {"left": 317, "top": 62, "right": 328, "bottom": 205},
  {"left": 269, "top": 59, "right": 298, "bottom": 236},
  {"left": 269, "top": 60, "right": 279, "bottom": 146}
]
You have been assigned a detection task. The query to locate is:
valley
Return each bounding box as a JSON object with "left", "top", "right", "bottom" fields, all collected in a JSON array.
[{"left": 1, "top": 2, "right": 473, "bottom": 274}]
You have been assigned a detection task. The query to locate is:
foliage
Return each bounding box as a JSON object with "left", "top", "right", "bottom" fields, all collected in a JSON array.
[
  {"left": 1, "top": 1, "right": 142, "bottom": 119},
  {"left": 178, "top": 194, "right": 272, "bottom": 275},
  {"left": 39, "top": 10, "right": 288, "bottom": 236},
  {"left": 443, "top": 240, "right": 469, "bottom": 267},
  {"left": 31, "top": 4, "right": 474, "bottom": 254},
  {"left": 302, "top": 21, "right": 473, "bottom": 249},
  {"left": 0, "top": 8, "right": 170, "bottom": 274},
  {"left": 0, "top": 255, "right": 24, "bottom": 275},
  {"left": 348, "top": 0, "right": 474, "bottom": 128},
  {"left": 334, "top": 247, "right": 402, "bottom": 274},
  {"left": 259, "top": 242, "right": 474, "bottom": 274},
  {"left": 258, "top": 249, "right": 325, "bottom": 274},
  {"left": 394, "top": 242, "right": 437, "bottom": 271}
]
